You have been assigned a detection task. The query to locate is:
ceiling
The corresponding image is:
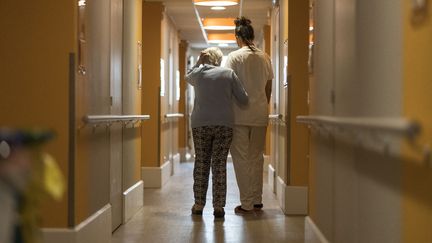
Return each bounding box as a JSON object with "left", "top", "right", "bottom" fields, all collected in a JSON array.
[{"left": 146, "top": 0, "right": 274, "bottom": 49}]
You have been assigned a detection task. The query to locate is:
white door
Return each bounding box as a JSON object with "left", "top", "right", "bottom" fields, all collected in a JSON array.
[
  {"left": 109, "top": 0, "right": 123, "bottom": 231},
  {"left": 270, "top": 6, "right": 281, "bottom": 190}
]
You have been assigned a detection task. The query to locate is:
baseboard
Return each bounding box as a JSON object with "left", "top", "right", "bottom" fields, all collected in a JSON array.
[
  {"left": 42, "top": 204, "right": 112, "bottom": 243},
  {"left": 263, "top": 155, "right": 270, "bottom": 172},
  {"left": 227, "top": 153, "right": 232, "bottom": 163},
  {"left": 172, "top": 153, "right": 181, "bottom": 175},
  {"left": 276, "top": 176, "right": 308, "bottom": 215},
  {"left": 179, "top": 147, "right": 188, "bottom": 161},
  {"left": 305, "top": 216, "right": 330, "bottom": 243},
  {"left": 123, "top": 180, "right": 144, "bottom": 223},
  {"left": 42, "top": 228, "right": 75, "bottom": 243},
  {"left": 141, "top": 161, "right": 171, "bottom": 188},
  {"left": 160, "top": 161, "right": 171, "bottom": 186},
  {"left": 276, "top": 176, "right": 285, "bottom": 211},
  {"left": 268, "top": 164, "right": 276, "bottom": 193}
]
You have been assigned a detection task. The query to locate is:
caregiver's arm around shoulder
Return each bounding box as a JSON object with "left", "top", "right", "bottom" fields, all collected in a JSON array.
[{"left": 231, "top": 71, "right": 249, "bottom": 106}]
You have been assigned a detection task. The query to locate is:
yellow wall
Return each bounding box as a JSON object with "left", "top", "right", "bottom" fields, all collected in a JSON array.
[
  {"left": 284, "top": 0, "right": 289, "bottom": 40},
  {"left": 287, "top": 0, "right": 309, "bottom": 186},
  {"left": 402, "top": 1, "right": 432, "bottom": 242},
  {"left": 0, "top": 0, "right": 76, "bottom": 227},
  {"left": 141, "top": 2, "right": 163, "bottom": 167}
]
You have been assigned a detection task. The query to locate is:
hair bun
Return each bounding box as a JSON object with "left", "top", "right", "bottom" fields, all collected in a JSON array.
[{"left": 235, "top": 16, "right": 252, "bottom": 27}]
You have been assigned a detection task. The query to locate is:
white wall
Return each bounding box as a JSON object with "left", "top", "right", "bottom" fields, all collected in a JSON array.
[{"left": 310, "top": 0, "right": 336, "bottom": 238}]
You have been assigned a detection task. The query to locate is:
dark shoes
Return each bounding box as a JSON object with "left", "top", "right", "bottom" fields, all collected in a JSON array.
[
  {"left": 234, "top": 204, "right": 264, "bottom": 214},
  {"left": 213, "top": 207, "right": 225, "bottom": 218},
  {"left": 194, "top": 204, "right": 259, "bottom": 216},
  {"left": 191, "top": 204, "right": 203, "bottom": 215},
  {"left": 192, "top": 204, "right": 225, "bottom": 218},
  {"left": 234, "top": 205, "right": 253, "bottom": 214},
  {"left": 254, "top": 203, "right": 264, "bottom": 211}
]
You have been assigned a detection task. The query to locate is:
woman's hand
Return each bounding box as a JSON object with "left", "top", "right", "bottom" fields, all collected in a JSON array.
[{"left": 197, "top": 52, "right": 209, "bottom": 65}]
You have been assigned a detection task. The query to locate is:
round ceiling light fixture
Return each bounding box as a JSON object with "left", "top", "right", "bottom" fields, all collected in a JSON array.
[
  {"left": 211, "top": 6, "right": 226, "bottom": 10},
  {"left": 194, "top": 0, "right": 239, "bottom": 7}
]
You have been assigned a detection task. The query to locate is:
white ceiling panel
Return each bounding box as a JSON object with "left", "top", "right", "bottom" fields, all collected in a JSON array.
[{"left": 145, "top": 0, "right": 273, "bottom": 49}]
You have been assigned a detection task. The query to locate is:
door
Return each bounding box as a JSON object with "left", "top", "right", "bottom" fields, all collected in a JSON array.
[
  {"left": 270, "top": 6, "right": 281, "bottom": 191},
  {"left": 160, "top": 14, "right": 170, "bottom": 168},
  {"left": 160, "top": 16, "right": 180, "bottom": 173},
  {"left": 168, "top": 28, "right": 180, "bottom": 174},
  {"left": 109, "top": 0, "right": 123, "bottom": 231}
]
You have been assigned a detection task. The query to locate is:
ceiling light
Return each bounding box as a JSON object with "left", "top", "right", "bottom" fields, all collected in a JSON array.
[
  {"left": 208, "top": 33, "right": 237, "bottom": 44},
  {"left": 211, "top": 6, "right": 226, "bottom": 10},
  {"left": 194, "top": 0, "right": 239, "bottom": 7},
  {"left": 208, "top": 40, "right": 237, "bottom": 44},
  {"left": 218, "top": 43, "right": 229, "bottom": 47},
  {"left": 203, "top": 18, "right": 235, "bottom": 30}
]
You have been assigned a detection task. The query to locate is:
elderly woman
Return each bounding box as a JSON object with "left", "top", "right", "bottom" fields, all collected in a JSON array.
[{"left": 186, "top": 47, "right": 248, "bottom": 218}]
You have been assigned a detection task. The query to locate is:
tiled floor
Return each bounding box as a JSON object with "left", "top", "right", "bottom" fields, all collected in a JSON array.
[{"left": 112, "top": 162, "right": 305, "bottom": 243}]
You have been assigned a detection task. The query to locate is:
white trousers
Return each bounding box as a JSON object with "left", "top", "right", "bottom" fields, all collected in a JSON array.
[{"left": 230, "top": 125, "right": 267, "bottom": 210}]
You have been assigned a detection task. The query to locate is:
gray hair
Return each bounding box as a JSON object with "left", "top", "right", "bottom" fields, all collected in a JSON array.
[{"left": 202, "top": 47, "right": 223, "bottom": 66}]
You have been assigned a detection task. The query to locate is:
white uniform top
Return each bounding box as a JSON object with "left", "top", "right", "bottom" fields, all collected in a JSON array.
[{"left": 225, "top": 46, "right": 274, "bottom": 126}]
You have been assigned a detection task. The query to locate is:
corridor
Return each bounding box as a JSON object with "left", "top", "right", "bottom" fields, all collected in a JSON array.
[
  {"left": 112, "top": 162, "right": 304, "bottom": 243},
  {"left": 1, "top": 0, "right": 432, "bottom": 242}
]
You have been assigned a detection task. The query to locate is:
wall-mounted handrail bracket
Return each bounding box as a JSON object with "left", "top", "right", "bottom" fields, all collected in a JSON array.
[
  {"left": 164, "top": 113, "right": 185, "bottom": 119},
  {"left": 268, "top": 113, "right": 286, "bottom": 125},
  {"left": 82, "top": 115, "right": 150, "bottom": 131}
]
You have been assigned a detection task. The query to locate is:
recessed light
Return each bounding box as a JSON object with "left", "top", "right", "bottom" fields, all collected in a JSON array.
[
  {"left": 194, "top": 0, "right": 239, "bottom": 7},
  {"left": 204, "top": 26, "right": 235, "bottom": 30},
  {"left": 208, "top": 40, "right": 237, "bottom": 44},
  {"left": 211, "top": 6, "right": 226, "bottom": 10},
  {"left": 218, "top": 43, "right": 229, "bottom": 47},
  {"left": 208, "top": 33, "right": 237, "bottom": 44}
]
